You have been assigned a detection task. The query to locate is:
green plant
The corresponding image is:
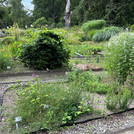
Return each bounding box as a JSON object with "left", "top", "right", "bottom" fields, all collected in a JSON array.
[
  {"left": 130, "top": 24, "right": 134, "bottom": 31},
  {"left": 10, "top": 75, "right": 91, "bottom": 131},
  {"left": 1, "top": 36, "right": 15, "bottom": 45},
  {"left": 33, "top": 17, "right": 47, "bottom": 28},
  {"left": 92, "top": 26, "right": 121, "bottom": 42},
  {"left": 88, "top": 30, "right": 98, "bottom": 40},
  {"left": 19, "top": 29, "right": 70, "bottom": 70},
  {"left": 104, "top": 32, "right": 134, "bottom": 83},
  {"left": 70, "top": 43, "right": 103, "bottom": 57},
  {"left": 106, "top": 87, "right": 133, "bottom": 111},
  {"left": 0, "top": 47, "right": 12, "bottom": 71},
  {"left": 67, "top": 70, "right": 109, "bottom": 94},
  {"left": 82, "top": 20, "right": 106, "bottom": 33},
  {"left": 9, "top": 23, "right": 20, "bottom": 41},
  {"left": 2, "top": 28, "right": 10, "bottom": 34}
]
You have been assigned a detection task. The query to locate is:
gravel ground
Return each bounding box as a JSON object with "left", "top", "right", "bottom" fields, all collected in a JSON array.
[
  {"left": 0, "top": 84, "right": 10, "bottom": 121},
  {"left": 48, "top": 111, "right": 134, "bottom": 134}
]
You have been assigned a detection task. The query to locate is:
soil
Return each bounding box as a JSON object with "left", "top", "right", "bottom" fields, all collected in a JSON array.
[{"left": 76, "top": 64, "right": 103, "bottom": 71}]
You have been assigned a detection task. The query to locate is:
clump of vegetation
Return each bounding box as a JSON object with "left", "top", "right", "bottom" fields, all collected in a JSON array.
[
  {"left": 106, "top": 87, "right": 133, "bottom": 111},
  {"left": 67, "top": 70, "right": 110, "bottom": 94},
  {"left": 88, "top": 30, "right": 98, "bottom": 40},
  {"left": 10, "top": 76, "right": 93, "bottom": 132},
  {"left": 105, "top": 32, "right": 134, "bottom": 83},
  {"left": 19, "top": 29, "right": 70, "bottom": 70},
  {"left": 70, "top": 43, "right": 103, "bottom": 57},
  {"left": 1, "top": 36, "right": 15, "bottom": 45},
  {"left": 92, "top": 26, "right": 121, "bottom": 42},
  {"left": 33, "top": 17, "right": 47, "bottom": 28},
  {"left": 0, "top": 47, "right": 12, "bottom": 71},
  {"left": 82, "top": 20, "right": 106, "bottom": 33}
]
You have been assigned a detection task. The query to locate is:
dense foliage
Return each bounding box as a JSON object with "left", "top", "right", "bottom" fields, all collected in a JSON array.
[
  {"left": 11, "top": 75, "right": 93, "bottom": 131},
  {"left": 33, "top": 17, "right": 47, "bottom": 28},
  {"left": 105, "top": 32, "right": 134, "bottom": 83},
  {"left": 92, "top": 26, "right": 121, "bottom": 42},
  {"left": 1, "top": 0, "right": 134, "bottom": 28},
  {"left": 19, "top": 29, "right": 70, "bottom": 70},
  {"left": 82, "top": 20, "right": 106, "bottom": 33}
]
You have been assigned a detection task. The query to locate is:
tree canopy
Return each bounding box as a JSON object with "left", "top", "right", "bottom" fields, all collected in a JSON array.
[{"left": 0, "top": 0, "right": 134, "bottom": 28}]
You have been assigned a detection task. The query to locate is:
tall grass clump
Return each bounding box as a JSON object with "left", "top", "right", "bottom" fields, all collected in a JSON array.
[
  {"left": 92, "top": 26, "right": 121, "bottom": 42},
  {"left": 82, "top": 20, "right": 106, "bottom": 33},
  {"left": 104, "top": 32, "right": 134, "bottom": 84}
]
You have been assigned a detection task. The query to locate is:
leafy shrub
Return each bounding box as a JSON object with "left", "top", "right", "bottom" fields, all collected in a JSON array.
[
  {"left": 20, "top": 29, "right": 70, "bottom": 70},
  {"left": 106, "top": 88, "right": 133, "bottom": 111},
  {"left": 92, "top": 26, "right": 121, "bottom": 42},
  {"left": 0, "top": 47, "right": 12, "bottom": 71},
  {"left": 82, "top": 20, "right": 106, "bottom": 33},
  {"left": 1, "top": 36, "right": 15, "bottom": 45},
  {"left": 11, "top": 76, "right": 93, "bottom": 131},
  {"left": 9, "top": 23, "right": 20, "bottom": 41},
  {"left": 105, "top": 32, "right": 134, "bottom": 83},
  {"left": 33, "top": 17, "right": 47, "bottom": 28}
]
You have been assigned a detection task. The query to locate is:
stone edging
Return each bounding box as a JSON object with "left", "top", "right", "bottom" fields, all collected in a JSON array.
[{"left": 0, "top": 70, "right": 66, "bottom": 77}]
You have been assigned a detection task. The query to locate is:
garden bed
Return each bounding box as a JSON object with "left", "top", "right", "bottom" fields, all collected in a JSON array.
[{"left": 0, "top": 80, "right": 134, "bottom": 133}]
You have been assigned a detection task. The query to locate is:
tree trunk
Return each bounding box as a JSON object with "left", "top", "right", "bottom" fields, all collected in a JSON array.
[{"left": 65, "top": 0, "right": 72, "bottom": 28}]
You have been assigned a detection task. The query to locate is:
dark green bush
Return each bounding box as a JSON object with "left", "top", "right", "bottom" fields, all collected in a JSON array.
[
  {"left": 82, "top": 20, "right": 106, "bottom": 33},
  {"left": 92, "top": 26, "right": 121, "bottom": 42},
  {"left": 20, "top": 29, "right": 70, "bottom": 70}
]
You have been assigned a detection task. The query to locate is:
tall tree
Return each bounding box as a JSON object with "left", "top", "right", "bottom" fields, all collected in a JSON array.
[
  {"left": 9, "top": 0, "right": 24, "bottom": 27},
  {"left": 105, "top": 0, "right": 134, "bottom": 26},
  {"left": 65, "top": 0, "right": 72, "bottom": 27}
]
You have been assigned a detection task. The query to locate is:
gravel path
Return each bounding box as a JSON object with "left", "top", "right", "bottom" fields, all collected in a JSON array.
[
  {"left": 48, "top": 110, "right": 134, "bottom": 134},
  {"left": 0, "top": 84, "right": 10, "bottom": 121}
]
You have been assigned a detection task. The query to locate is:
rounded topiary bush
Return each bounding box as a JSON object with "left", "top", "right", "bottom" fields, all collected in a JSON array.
[
  {"left": 82, "top": 20, "right": 106, "bottom": 33},
  {"left": 20, "top": 30, "right": 70, "bottom": 70},
  {"left": 105, "top": 32, "right": 134, "bottom": 83},
  {"left": 92, "top": 26, "right": 121, "bottom": 42}
]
